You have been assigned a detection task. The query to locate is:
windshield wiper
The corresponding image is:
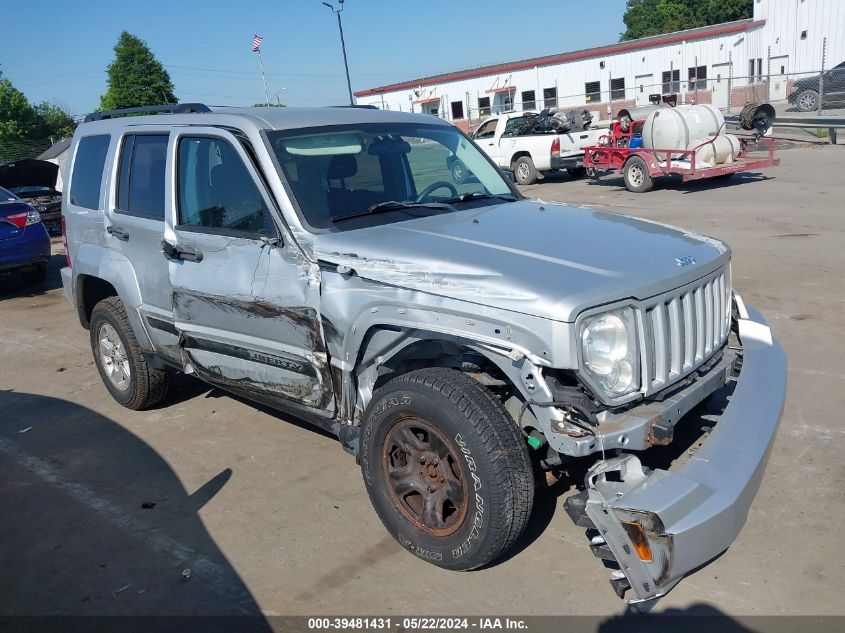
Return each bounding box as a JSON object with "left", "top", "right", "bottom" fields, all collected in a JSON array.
[
  {"left": 331, "top": 200, "right": 454, "bottom": 223},
  {"left": 441, "top": 192, "right": 517, "bottom": 204}
]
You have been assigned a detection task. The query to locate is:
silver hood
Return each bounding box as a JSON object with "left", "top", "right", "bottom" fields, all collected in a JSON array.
[{"left": 313, "top": 199, "right": 729, "bottom": 322}]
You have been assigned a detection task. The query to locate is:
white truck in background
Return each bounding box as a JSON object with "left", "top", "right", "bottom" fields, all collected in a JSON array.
[{"left": 453, "top": 110, "right": 607, "bottom": 185}]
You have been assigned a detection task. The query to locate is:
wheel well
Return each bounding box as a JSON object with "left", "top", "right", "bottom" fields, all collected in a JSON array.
[
  {"left": 79, "top": 275, "right": 118, "bottom": 329},
  {"left": 371, "top": 338, "right": 521, "bottom": 413},
  {"left": 510, "top": 151, "right": 531, "bottom": 169}
]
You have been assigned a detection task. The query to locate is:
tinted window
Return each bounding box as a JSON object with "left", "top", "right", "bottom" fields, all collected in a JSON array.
[
  {"left": 116, "top": 134, "right": 168, "bottom": 218},
  {"left": 70, "top": 135, "right": 110, "bottom": 209},
  {"left": 177, "top": 137, "right": 270, "bottom": 234}
]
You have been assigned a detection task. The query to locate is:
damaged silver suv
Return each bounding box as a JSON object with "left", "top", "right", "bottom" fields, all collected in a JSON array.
[{"left": 61, "top": 103, "right": 786, "bottom": 610}]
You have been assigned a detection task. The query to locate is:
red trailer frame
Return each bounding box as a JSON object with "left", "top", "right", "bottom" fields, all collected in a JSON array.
[{"left": 582, "top": 121, "right": 780, "bottom": 192}]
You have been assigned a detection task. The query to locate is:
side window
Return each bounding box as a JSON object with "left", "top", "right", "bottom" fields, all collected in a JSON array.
[
  {"left": 177, "top": 137, "right": 270, "bottom": 235},
  {"left": 474, "top": 119, "right": 498, "bottom": 140},
  {"left": 116, "top": 134, "right": 168, "bottom": 218},
  {"left": 69, "top": 135, "right": 110, "bottom": 210}
]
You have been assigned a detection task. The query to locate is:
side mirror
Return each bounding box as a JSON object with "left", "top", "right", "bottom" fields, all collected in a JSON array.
[{"left": 501, "top": 169, "right": 514, "bottom": 182}]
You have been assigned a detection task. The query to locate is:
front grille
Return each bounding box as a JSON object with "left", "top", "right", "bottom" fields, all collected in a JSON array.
[{"left": 640, "top": 267, "right": 730, "bottom": 394}]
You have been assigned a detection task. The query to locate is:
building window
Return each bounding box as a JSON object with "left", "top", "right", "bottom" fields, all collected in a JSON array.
[
  {"left": 662, "top": 69, "right": 680, "bottom": 93},
  {"left": 478, "top": 96, "right": 491, "bottom": 117},
  {"left": 585, "top": 81, "right": 601, "bottom": 102},
  {"left": 451, "top": 101, "right": 464, "bottom": 120},
  {"left": 688, "top": 66, "right": 707, "bottom": 90},
  {"left": 521, "top": 90, "right": 536, "bottom": 110},
  {"left": 610, "top": 77, "right": 626, "bottom": 100},
  {"left": 543, "top": 87, "right": 557, "bottom": 109},
  {"left": 757, "top": 58, "right": 763, "bottom": 79}
]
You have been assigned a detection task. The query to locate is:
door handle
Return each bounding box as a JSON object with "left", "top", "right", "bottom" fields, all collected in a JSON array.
[
  {"left": 106, "top": 225, "right": 129, "bottom": 240},
  {"left": 161, "top": 240, "right": 203, "bottom": 262}
]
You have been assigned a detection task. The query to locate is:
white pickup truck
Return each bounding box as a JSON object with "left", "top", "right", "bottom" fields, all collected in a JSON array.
[{"left": 454, "top": 110, "right": 606, "bottom": 185}]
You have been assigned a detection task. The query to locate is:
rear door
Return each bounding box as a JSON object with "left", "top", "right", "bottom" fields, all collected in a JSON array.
[
  {"left": 105, "top": 131, "right": 177, "bottom": 357},
  {"left": 163, "top": 127, "right": 333, "bottom": 413}
]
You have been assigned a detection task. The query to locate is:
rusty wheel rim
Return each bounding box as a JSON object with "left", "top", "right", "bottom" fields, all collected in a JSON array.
[{"left": 381, "top": 416, "right": 469, "bottom": 537}]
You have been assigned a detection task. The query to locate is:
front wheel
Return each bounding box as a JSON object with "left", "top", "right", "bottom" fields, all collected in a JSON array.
[
  {"left": 360, "top": 368, "right": 534, "bottom": 571},
  {"left": 450, "top": 159, "right": 467, "bottom": 184},
  {"left": 623, "top": 156, "right": 654, "bottom": 193}
]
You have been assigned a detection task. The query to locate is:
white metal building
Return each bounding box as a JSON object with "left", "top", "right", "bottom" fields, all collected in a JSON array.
[{"left": 354, "top": 0, "right": 844, "bottom": 129}]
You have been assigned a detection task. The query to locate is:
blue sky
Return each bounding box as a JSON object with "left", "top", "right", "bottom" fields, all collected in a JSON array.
[{"left": 1, "top": 0, "right": 626, "bottom": 115}]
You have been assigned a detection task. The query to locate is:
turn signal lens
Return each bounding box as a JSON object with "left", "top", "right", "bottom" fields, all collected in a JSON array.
[{"left": 622, "top": 521, "right": 653, "bottom": 562}]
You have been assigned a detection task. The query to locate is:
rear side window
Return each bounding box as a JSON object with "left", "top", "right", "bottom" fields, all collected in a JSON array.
[
  {"left": 69, "top": 135, "right": 110, "bottom": 209},
  {"left": 116, "top": 134, "right": 169, "bottom": 218},
  {"left": 176, "top": 136, "right": 270, "bottom": 235}
]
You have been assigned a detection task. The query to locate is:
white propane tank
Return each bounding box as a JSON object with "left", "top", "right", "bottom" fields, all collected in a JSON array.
[
  {"left": 688, "top": 134, "right": 741, "bottom": 166},
  {"left": 641, "top": 104, "right": 726, "bottom": 150}
]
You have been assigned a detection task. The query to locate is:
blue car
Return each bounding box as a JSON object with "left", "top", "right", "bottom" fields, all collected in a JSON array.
[{"left": 0, "top": 185, "right": 51, "bottom": 285}]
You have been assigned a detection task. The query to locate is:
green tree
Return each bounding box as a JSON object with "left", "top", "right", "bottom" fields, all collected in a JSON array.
[
  {"left": 620, "top": 0, "right": 752, "bottom": 41},
  {"left": 33, "top": 102, "right": 76, "bottom": 139},
  {"left": 100, "top": 31, "right": 177, "bottom": 110},
  {"left": 0, "top": 77, "right": 38, "bottom": 143}
]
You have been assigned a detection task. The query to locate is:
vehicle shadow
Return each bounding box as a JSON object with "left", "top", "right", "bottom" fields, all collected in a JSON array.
[
  {"left": 0, "top": 252, "right": 64, "bottom": 299},
  {"left": 599, "top": 602, "right": 759, "bottom": 632},
  {"left": 0, "top": 390, "right": 272, "bottom": 629}
]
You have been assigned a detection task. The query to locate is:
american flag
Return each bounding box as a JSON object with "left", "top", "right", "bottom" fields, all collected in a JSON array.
[{"left": 252, "top": 34, "right": 263, "bottom": 52}]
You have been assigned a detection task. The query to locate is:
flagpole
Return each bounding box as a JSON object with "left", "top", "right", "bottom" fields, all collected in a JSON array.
[{"left": 254, "top": 30, "right": 270, "bottom": 106}]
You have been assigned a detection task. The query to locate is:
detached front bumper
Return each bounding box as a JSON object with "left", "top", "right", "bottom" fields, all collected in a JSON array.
[{"left": 564, "top": 299, "right": 786, "bottom": 608}]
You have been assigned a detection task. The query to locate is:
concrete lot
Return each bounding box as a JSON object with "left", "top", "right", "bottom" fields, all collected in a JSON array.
[{"left": 1, "top": 144, "right": 843, "bottom": 620}]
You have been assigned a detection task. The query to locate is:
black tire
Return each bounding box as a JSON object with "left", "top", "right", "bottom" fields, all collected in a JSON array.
[
  {"left": 450, "top": 159, "right": 467, "bottom": 184},
  {"left": 795, "top": 89, "right": 819, "bottom": 112},
  {"left": 360, "top": 368, "right": 534, "bottom": 571},
  {"left": 623, "top": 156, "right": 654, "bottom": 193},
  {"left": 20, "top": 264, "right": 47, "bottom": 285},
  {"left": 89, "top": 296, "right": 170, "bottom": 410},
  {"left": 513, "top": 156, "right": 537, "bottom": 185},
  {"left": 566, "top": 167, "right": 587, "bottom": 179}
]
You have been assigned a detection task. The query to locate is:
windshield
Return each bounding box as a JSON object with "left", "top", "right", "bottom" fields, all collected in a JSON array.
[{"left": 267, "top": 122, "right": 516, "bottom": 231}]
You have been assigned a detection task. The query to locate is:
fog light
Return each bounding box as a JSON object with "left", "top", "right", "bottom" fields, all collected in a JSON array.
[{"left": 622, "top": 521, "right": 653, "bottom": 562}]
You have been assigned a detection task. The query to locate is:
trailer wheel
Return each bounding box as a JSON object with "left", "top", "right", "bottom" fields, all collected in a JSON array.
[
  {"left": 623, "top": 156, "right": 653, "bottom": 193},
  {"left": 513, "top": 156, "right": 537, "bottom": 185}
]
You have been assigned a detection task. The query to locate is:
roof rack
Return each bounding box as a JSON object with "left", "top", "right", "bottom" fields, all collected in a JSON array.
[{"left": 83, "top": 103, "right": 211, "bottom": 123}]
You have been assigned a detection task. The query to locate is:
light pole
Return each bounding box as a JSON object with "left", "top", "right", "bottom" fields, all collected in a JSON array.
[{"left": 322, "top": 0, "right": 354, "bottom": 105}]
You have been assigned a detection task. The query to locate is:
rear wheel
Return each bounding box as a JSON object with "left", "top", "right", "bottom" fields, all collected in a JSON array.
[
  {"left": 623, "top": 156, "right": 654, "bottom": 193},
  {"left": 361, "top": 368, "right": 534, "bottom": 570},
  {"left": 513, "top": 156, "right": 537, "bottom": 185},
  {"left": 89, "top": 297, "right": 170, "bottom": 410}
]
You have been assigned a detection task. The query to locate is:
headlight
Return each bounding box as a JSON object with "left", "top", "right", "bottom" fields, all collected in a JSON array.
[{"left": 580, "top": 308, "right": 639, "bottom": 397}]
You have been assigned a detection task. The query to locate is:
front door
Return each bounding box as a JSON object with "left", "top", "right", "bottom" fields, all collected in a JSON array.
[
  {"left": 472, "top": 118, "right": 501, "bottom": 165},
  {"left": 163, "top": 127, "right": 334, "bottom": 414},
  {"left": 635, "top": 74, "right": 654, "bottom": 106},
  {"left": 712, "top": 63, "right": 731, "bottom": 110},
  {"left": 770, "top": 55, "right": 789, "bottom": 101}
]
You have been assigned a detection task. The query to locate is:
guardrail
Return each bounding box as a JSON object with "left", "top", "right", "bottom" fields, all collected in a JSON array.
[{"left": 726, "top": 113, "right": 845, "bottom": 144}]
